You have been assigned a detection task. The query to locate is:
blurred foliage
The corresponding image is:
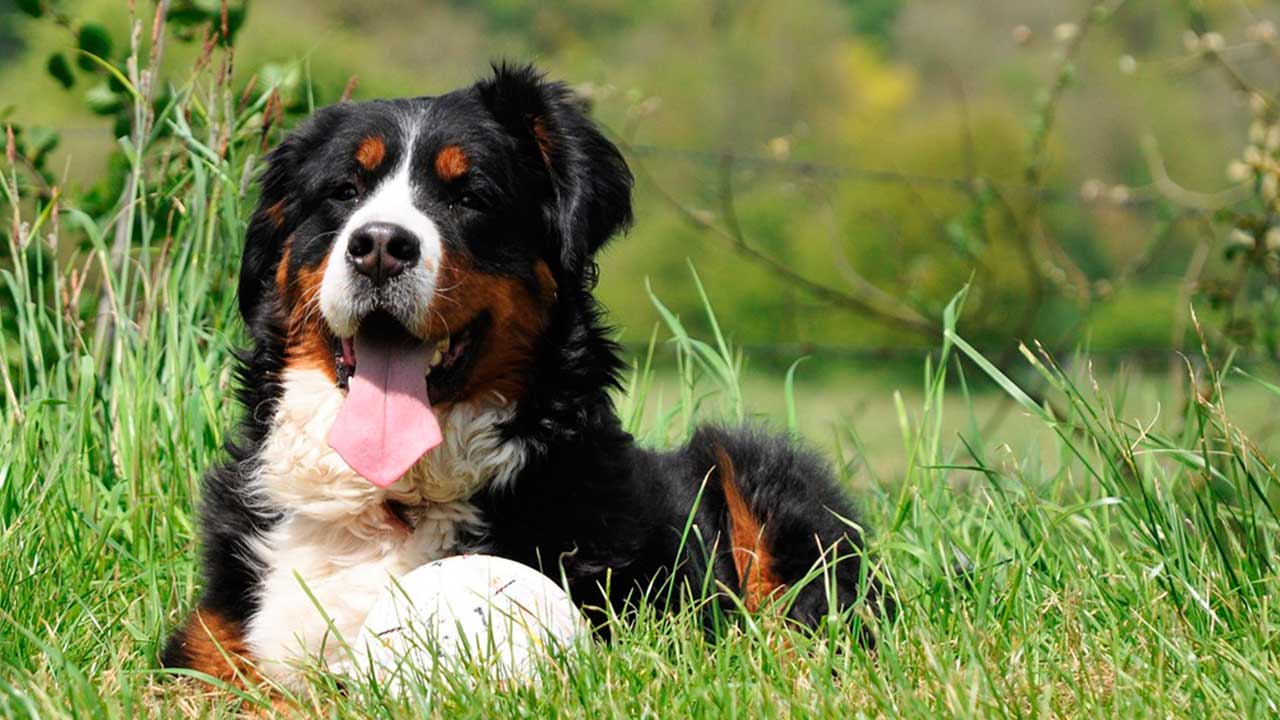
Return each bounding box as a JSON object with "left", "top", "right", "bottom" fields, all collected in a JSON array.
[
  {"left": 840, "top": 0, "right": 902, "bottom": 48},
  {"left": 2, "top": 0, "right": 1280, "bottom": 367}
]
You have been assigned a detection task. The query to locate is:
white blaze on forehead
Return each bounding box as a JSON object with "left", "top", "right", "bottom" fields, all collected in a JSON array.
[
  {"left": 319, "top": 142, "right": 443, "bottom": 338},
  {"left": 344, "top": 157, "right": 440, "bottom": 257}
]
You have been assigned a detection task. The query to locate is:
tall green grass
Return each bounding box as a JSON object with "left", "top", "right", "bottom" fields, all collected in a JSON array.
[{"left": 3, "top": 35, "right": 1280, "bottom": 719}]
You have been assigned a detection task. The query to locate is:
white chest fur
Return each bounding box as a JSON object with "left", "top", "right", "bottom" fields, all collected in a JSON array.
[{"left": 243, "top": 368, "right": 525, "bottom": 687}]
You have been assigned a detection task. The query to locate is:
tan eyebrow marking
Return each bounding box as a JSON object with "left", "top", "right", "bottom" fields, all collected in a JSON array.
[
  {"left": 434, "top": 145, "right": 469, "bottom": 181},
  {"left": 355, "top": 136, "right": 386, "bottom": 170}
]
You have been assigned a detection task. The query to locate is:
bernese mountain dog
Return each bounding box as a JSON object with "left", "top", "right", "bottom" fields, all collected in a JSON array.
[{"left": 162, "top": 64, "right": 889, "bottom": 689}]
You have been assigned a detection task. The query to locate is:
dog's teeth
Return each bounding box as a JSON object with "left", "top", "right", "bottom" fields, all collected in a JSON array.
[
  {"left": 436, "top": 337, "right": 451, "bottom": 354},
  {"left": 430, "top": 348, "right": 444, "bottom": 367}
]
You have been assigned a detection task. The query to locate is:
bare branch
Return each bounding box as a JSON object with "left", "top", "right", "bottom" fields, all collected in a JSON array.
[
  {"left": 1140, "top": 135, "right": 1251, "bottom": 210},
  {"left": 620, "top": 137, "right": 938, "bottom": 337}
]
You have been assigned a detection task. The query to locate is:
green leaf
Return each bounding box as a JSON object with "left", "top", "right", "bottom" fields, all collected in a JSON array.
[
  {"left": 783, "top": 357, "right": 807, "bottom": 436},
  {"left": 76, "top": 23, "right": 114, "bottom": 71},
  {"left": 84, "top": 83, "right": 124, "bottom": 116},
  {"left": 46, "top": 53, "right": 75, "bottom": 90},
  {"left": 75, "top": 52, "right": 139, "bottom": 103},
  {"left": 946, "top": 329, "right": 1051, "bottom": 423},
  {"left": 14, "top": 0, "right": 43, "bottom": 18},
  {"left": 1235, "top": 368, "right": 1280, "bottom": 398},
  {"left": 25, "top": 127, "right": 59, "bottom": 163},
  {"left": 223, "top": 3, "right": 248, "bottom": 42},
  {"left": 107, "top": 68, "right": 128, "bottom": 93}
]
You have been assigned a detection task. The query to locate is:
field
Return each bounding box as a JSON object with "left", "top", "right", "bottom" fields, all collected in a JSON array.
[
  {"left": 3, "top": 213, "right": 1280, "bottom": 716},
  {"left": 5, "top": 1, "right": 1280, "bottom": 717}
]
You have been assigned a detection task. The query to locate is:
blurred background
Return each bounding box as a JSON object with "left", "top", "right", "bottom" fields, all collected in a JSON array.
[{"left": 4, "top": 0, "right": 1280, "bottom": 462}]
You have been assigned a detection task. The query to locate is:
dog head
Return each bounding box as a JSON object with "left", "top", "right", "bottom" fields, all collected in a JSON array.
[
  {"left": 238, "top": 64, "right": 632, "bottom": 487},
  {"left": 241, "top": 64, "right": 631, "bottom": 394}
]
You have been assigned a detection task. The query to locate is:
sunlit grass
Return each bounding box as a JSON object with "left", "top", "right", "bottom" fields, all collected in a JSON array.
[{"left": 4, "top": 38, "right": 1280, "bottom": 719}]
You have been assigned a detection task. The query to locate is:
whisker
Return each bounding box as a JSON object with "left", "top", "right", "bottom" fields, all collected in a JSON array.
[{"left": 428, "top": 307, "right": 452, "bottom": 338}]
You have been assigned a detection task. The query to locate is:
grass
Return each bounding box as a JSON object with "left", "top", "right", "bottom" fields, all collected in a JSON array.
[{"left": 4, "top": 36, "right": 1280, "bottom": 720}]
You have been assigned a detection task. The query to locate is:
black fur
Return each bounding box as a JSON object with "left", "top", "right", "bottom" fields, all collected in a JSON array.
[
  {"left": 476, "top": 64, "right": 633, "bottom": 276},
  {"left": 163, "top": 63, "right": 889, "bottom": 672}
]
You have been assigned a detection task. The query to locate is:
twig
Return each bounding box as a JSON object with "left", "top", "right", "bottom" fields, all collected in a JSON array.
[
  {"left": 974, "top": 0, "right": 1120, "bottom": 438},
  {"left": 1140, "top": 135, "right": 1251, "bottom": 211},
  {"left": 626, "top": 143, "right": 1155, "bottom": 210},
  {"left": 92, "top": 0, "right": 170, "bottom": 363},
  {"left": 711, "top": 150, "right": 937, "bottom": 336},
  {"left": 625, "top": 141, "right": 936, "bottom": 335},
  {"left": 1202, "top": 45, "right": 1277, "bottom": 112},
  {"left": 341, "top": 75, "right": 360, "bottom": 102}
]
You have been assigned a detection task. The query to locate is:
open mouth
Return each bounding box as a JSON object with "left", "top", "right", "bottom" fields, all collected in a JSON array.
[
  {"left": 324, "top": 309, "right": 488, "bottom": 488},
  {"left": 334, "top": 310, "right": 487, "bottom": 405}
]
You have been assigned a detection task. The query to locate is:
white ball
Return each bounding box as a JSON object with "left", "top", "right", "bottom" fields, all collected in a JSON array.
[{"left": 353, "top": 554, "right": 587, "bottom": 693}]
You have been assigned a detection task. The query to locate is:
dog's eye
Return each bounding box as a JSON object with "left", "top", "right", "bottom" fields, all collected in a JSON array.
[
  {"left": 455, "top": 192, "right": 485, "bottom": 211},
  {"left": 332, "top": 183, "right": 360, "bottom": 202}
]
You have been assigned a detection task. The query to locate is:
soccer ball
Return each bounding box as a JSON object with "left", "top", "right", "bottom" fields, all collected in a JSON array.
[{"left": 352, "top": 554, "right": 587, "bottom": 693}]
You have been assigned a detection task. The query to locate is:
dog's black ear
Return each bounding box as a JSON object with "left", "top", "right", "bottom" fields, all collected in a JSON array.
[
  {"left": 238, "top": 137, "right": 300, "bottom": 325},
  {"left": 476, "top": 63, "right": 634, "bottom": 277},
  {"left": 240, "top": 105, "right": 353, "bottom": 326}
]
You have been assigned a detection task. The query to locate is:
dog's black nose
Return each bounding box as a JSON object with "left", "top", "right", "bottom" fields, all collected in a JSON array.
[{"left": 347, "top": 222, "right": 420, "bottom": 285}]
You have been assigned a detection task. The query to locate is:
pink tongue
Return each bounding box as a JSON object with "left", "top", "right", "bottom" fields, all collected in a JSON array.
[{"left": 326, "top": 334, "right": 442, "bottom": 488}]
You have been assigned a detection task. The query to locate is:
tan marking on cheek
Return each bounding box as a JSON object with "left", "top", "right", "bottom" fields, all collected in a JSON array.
[
  {"left": 281, "top": 254, "right": 337, "bottom": 378},
  {"left": 355, "top": 136, "right": 386, "bottom": 171},
  {"left": 431, "top": 256, "right": 555, "bottom": 403},
  {"left": 434, "top": 145, "right": 469, "bottom": 181}
]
